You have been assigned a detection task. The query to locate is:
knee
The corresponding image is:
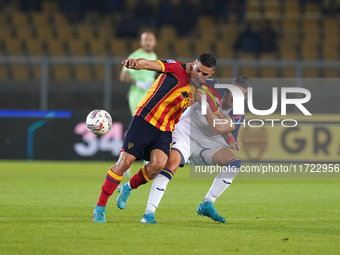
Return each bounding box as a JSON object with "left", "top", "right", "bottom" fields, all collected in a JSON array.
[
  {"left": 164, "top": 158, "right": 180, "bottom": 173},
  {"left": 147, "top": 161, "right": 165, "bottom": 179},
  {"left": 115, "top": 158, "right": 133, "bottom": 171}
]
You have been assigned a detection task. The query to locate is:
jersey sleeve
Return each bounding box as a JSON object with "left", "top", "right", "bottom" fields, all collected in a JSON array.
[{"left": 157, "top": 59, "right": 185, "bottom": 75}]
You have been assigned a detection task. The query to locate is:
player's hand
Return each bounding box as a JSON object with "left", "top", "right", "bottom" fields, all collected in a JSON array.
[
  {"left": 122, "top": 58, "right": 138, "bottom": 69},
  {"left": 229, "top": 141, "right": 242, "bottom": 151},
  {"left": 185, "top": 63, "right": 193, "bottom": 73}
]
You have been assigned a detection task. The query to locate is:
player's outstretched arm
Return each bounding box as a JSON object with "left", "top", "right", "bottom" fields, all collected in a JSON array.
[
  {"left": 195, "top": 89, "right": 235, "bottom": 134},
  {"left": 119, "top": 67, "right": 135, "bottom": 84},
  {"left": 122, "top": 58, "right": 162, "bottom": 72}
]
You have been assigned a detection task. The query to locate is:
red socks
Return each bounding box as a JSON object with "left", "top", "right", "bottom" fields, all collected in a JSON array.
[
  {"left": 129, "top": 165, "right": 152, "bottom": 189},
  {"left": 97, "top": 168, "right": 123, "bottom": 206}
]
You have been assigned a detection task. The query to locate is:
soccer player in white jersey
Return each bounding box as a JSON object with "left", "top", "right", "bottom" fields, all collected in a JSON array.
[{"left": 118, "top": 75, "right": 250, "bottom": 223}]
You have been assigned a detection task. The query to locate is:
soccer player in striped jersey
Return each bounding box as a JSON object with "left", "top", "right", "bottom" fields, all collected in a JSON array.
[
  {"left": 93, "top": 53, "right": 216, "bottom": 223},
  {"left": 138, "top": 76, "right": 249, "bottom": 223}
]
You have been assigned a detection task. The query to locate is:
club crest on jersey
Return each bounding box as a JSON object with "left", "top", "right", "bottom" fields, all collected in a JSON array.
[
  {"left": 128, "top": 142, "right": 134, "bottom": 149},
  {"left": 166, "top": 59, "right": 176, "bottom": 63}
]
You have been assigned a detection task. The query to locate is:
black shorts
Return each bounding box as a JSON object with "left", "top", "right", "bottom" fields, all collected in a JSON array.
[{"left": 122, "top": 116, "right": 172, "bottom": 161}]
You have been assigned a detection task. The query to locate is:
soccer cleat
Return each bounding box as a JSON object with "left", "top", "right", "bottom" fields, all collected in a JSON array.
[
  {"left": 196, "top": 201, "right": 226, "bottom": 223},
  {"left": 93, "top": 205, "right": 106, "bottom": 223},
  {"left": 140, "top": 213, "right": 157, "bottom": 224},
  {"left": 116, "top": 182, "right": 132, "bottom": 210}
]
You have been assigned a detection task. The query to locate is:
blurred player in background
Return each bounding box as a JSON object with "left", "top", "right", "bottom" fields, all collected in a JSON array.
[
  {"left": 118, "top": 76, "right": 250, "bottom": 224},
  {"left": 93, "top": 53, "right": 217, "bottom": 223},
  {"left": 119, "top": 31, "right": 158, "bottom": 178}
]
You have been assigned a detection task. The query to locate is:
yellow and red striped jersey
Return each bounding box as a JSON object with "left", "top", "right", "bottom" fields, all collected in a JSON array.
[{"left": 134, "top": 59, "right": 191, "bottom": 132}]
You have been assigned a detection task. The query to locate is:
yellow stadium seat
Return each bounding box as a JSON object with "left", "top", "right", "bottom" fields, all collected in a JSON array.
[
  {"left": 67, "top": 39, "right": 87, "bottom": 56},
  {"left": 304, "top": 67, "right": 320, "bottom": 78},
  {"left": 94, "top": 64, "right": 104, "bottom": 81},
  {"left": 32, "top": 13, "right": 49, "bottom": 26},
  {"left": 279, "top": 43, "right": 298, "bottom": 60},
  {"left": 195, "top": 41, "right": 212, "bottom": 55},
  {"left": 173, "top": 39, "right": 193, "bottom": 58},
  {"left": 220, "top": 23, "right": 238, "bottom": 42},
  {"left": 159, "top": 25, "right": 177, "bottom": 41},
  {"left": 265, "top": 4, "right": 280, "bottom": 16},
  {"left": 324, "top": 68, "right": 340, "bottom": 77},
  {"left": 282, "top": 19, "right": 299, "bottom": 40},
  {"left": 110, "top": 39, "right": 128, "bottom": 57},
  {"left": 302, "top": 18, "right": 320, "bottom": 42},
  {"left": 247, "top": 0, "right": 260, "bottom": 13},
  {"left": 52, "top": 64, "right": 71, "bottom": 81},
  {"left": 37, "top": 26, "right": 54, "bottom": 40},
  {"left": 25, "top": 39, "right": 44, "bottom": 56},
  {"left": 53, "top": 13, "right": 69, "bottom": 26},
  {"left": 322, "top": 43, "right": 339, "bottom": 60},
  {"left": 261, "top": 67, "right": 279, "bottom": 78},
  {"left": 56, "top": 24, "right": 74, "bottom": 40},
  {"left": 0, "top": 27, "right": 13, "bottom": 40},
  {"left": 155, "top": 39, "right": 170, "bottom": 59},
  {"left": 131, "top": 39, "right": 140, "bottom": 52},
  {"left": 90, "top": 39, "right": 108, "bottom": 57},
  {"left": 323, "top": 18, "right": 338, "bottom": 32},
  {"left": 284, "top": 2, "right": 300, "bottom": 15},
  {"left": 4, "top": 39, "right": 24, "bottom": 55},
  {"left": 215, "top": 41, "right": 233, "bottom": 59},
  {"left": 282, "top": 67, "right": 296, "bottom": 78},
  {"left": 47, "top": 39, "right": 66, "bottom": 56},
  {"left": 301, "top": 42, "right": 319, "bottom": 60},
  {"left": 240, "top": 67, "right": 259, "bottom": 78},
  {"left": 75, "top": 65, "right": 92, "bottom": 81},
  {"left": 304, "top": 3, "right": 320, "bottom": 13},
  {"left": 323, "top": 18, "right": 339, "bottom": 43},
  {"left": 76, "top": 25, "right": 94, "bottom": 39},
  {"left": 218, "top": 66, "right": 232, "bottom": 79},
  {"left": 199, "top": 16, "right": 216, "bottom": 40},
  {"left": 0, "top": 14, "right": 8, "bottom": 26},
  {"left": 15, "top": 26, "right": 33, "bottom": 39},
  {"left": 96, "top": 26, "right": 114, "bottom": 40},
  {"left": 11, "top": 64, "right": 29, "bottom": 80},
  {"left": 11, "top": 12, "right": 28, "bottom": 26}
]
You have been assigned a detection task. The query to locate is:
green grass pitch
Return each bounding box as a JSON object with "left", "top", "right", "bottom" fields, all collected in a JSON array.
[{"left": 0, "top": 161, "right": 339, "bottom": 255}]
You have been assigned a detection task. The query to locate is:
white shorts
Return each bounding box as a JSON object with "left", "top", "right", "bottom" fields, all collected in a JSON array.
[{"left": 171, "top": 119, "right": 230, "bottom": 167}]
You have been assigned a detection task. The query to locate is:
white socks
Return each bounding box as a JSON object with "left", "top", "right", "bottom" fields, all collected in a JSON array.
[
  {"left": 145, "top": 174, "right": 170, "bottom": 214},
  {"left": 204, "top": 170, "right": 237, "bottom": 203}
]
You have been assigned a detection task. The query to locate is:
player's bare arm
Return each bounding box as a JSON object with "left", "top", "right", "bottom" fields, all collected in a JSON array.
[
  {"left": 194, "top": 89, "right": 235, "bottom": 134},
  {"left": 122, "top": 58, "right": 162, "bottom": 72},
  {"left": 119, "top": 67, "right": 135, "bottom": 84}
]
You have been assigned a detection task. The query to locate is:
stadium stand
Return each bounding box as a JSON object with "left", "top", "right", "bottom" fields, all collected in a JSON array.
[{"left": 0, "top": 0, "right": 339, "bottom": 81}]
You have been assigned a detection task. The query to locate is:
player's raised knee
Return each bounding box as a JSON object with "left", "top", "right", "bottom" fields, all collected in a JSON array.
[{"left": 147, "top": 161, "right": 165, "bottom": 179}]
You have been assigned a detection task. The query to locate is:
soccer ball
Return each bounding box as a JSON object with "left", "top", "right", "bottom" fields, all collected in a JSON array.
[{"left": 86, "top": 109, "right": 112, "bottom": 135}]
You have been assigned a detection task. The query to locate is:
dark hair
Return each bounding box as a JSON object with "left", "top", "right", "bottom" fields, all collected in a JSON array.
[
  {"left": 232, "top": 75, "right": 250, "bottom": 89},
  {"left": 197, "top": 53, "right": 216, "bottom": 69}
]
